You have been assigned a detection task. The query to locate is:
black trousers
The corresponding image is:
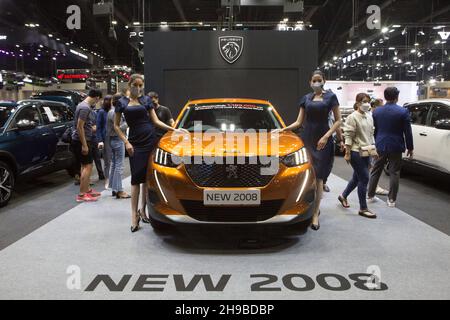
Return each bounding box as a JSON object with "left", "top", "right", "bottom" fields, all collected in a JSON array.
[
  {"left": 91, "top": 141, "right": 105, "bottom": 179},
  {"left": 367, "top": 152, "right": 403, "bottom": 201}
]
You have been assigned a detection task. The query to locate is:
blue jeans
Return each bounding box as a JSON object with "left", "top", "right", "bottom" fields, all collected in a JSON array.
[
  {"left": 342, "top": 151, "right": 370, "bottom": 210},
  {"left": 108, "top": 136, "right": 125, "bottom": 192}
]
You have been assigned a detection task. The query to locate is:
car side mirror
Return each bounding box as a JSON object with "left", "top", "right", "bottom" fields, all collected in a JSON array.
[
  {"left": 16, "top": 119, "right": 37, "bottom": 131},
  {"left": 435, "top": 119, "right": 450, "bottom": 130}
]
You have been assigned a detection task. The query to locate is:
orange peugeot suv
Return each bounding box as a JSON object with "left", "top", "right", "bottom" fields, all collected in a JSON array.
[{"left": 146, "top": 98, "right": 316, "bottom": 234}]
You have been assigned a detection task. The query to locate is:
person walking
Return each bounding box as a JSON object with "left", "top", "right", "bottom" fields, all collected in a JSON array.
[
  {"left": 113, "top": 74, "right": 188, "bottom": 233},
  {"left": 106, "top": 94, "right": 130, "bottom": 199},
  {"left": 338, "top": 93, "right": 377, "bottom": 219},
  {"left": 323, "top": 109, "right": 345, "bottom": 193},
  {"left": 367, "top": 87, "right": 414, "bottom": 207},
  {"left": 276, "top": 70, "right": 342, "bottom": 231},
  {"left": 97, "top": 95, "right": 113, "bottom": 188},
  {"left": 71, "top": 89, "right": 103, "bottom": 202}
]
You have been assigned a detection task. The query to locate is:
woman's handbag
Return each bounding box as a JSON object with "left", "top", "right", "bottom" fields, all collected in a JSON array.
[{"left": 360, "top": 145, "right": 378, "bottom": 157}]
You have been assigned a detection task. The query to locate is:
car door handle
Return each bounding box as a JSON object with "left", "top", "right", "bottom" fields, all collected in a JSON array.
[
  {"left": 41, "top": 133, "right": 51, "bottom": 136},
  {"left": 419, "top": 132, "right": 428, "bottom": 137}
]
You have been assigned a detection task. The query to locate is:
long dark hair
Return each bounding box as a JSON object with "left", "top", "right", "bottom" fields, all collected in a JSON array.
[{"left": 102, "top": 95, "right": 112, "bottom": 112}]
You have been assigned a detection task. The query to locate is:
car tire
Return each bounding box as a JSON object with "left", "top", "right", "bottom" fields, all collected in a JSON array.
[{"left": 0, "top": 160, "right": 15, "bottom": 208}]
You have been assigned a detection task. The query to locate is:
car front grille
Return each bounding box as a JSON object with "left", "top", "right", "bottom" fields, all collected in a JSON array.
[
  {"left": 184, "top": 156, "right": 276, "bottom": 187},
  {"left": 181, "top": 200, "right": 283, "bottom": 222}
]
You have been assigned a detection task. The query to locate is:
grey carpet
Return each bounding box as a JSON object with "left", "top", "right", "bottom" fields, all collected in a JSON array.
[{"left": 0, "top": 174, "right": 449, "bottom": 300}]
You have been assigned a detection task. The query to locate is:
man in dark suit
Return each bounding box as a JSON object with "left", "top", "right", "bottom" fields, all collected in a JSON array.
[{"left": 367, "top": 87, "right": 414, "bottom": 207}]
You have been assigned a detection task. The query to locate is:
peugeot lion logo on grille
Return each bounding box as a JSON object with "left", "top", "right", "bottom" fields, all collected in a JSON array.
[
  {"left": 218, "top": 36, "right": 244, "bottom": 64},
  {"left": 226, "top": 165, "right": 239, "bottom": 179}
]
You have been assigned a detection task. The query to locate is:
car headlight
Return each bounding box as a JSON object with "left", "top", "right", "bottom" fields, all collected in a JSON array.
[
  {"left": 154, "top": 148, "right": 179, "bottom": 167},
  {"left": 281, "top": 147, "right": 309, "bottom": 167}
]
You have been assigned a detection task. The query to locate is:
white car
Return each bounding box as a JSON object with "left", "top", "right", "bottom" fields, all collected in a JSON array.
[{"left": 404, "top": 99, "right": 450, "bottom": 174}]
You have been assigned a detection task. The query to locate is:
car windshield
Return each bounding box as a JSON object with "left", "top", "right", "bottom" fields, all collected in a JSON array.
[
  {"left": 0, "top": 105, "right": 16, "bottom": 129},
  {"left": 177, "top": 102, "right": 282, "bottom": 132}
]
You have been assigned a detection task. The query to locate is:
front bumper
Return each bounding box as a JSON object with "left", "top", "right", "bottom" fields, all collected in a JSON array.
[{"left": 147, "top": 160, "right": 316, "bottom": 226}]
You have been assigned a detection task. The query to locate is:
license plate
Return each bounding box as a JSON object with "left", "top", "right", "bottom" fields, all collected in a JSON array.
[{"left": 203, "top": 190, "right": 261, "bottom": 206}]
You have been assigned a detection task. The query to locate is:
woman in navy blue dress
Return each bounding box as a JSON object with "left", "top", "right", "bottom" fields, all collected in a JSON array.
[
  {"left": 277, "top": 70, "right": 342, "bottom": 231},
  {"left": 114, "top": 74, "right": 188, "bottom": 232}
]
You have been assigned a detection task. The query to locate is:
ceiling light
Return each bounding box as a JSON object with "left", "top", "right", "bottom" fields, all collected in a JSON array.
[
  {"left": 392, "top": 25, "right": 401, "bottom": 28},
  {"left": 112, "top": 21, "right": 117, "bottom": 25},
  {"left": 435, "top": 40, "right": 441, "bottom": 44},
  {"left": 161, "top": 21, "right": 168, "bottom": 25},
  {"left": 361, "top": 40, "right": 367, "bottom": 44},
  {"left": 283, "top": 18, "right": 289, "bottom": 22},
  {"left": 133, "top": 22, "right": 140, "bottom": 26},
  {"left": 381, "top": 27, "right": 389, "bottom": 33},
  {"left": 48, "top": 34, "right": 53, "bottom": 38},
  {"left": 433, "top": 26, "right": 444, "bottom": 30}
]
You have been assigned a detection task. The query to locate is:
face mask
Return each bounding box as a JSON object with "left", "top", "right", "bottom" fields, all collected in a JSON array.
[
  {"left": 360, "top": 103, "right": 371, "bottom": 112},
  {"left": 311, "top": 82, "right": 324, "bottom": 92},
  {"left": 130, "top": 86, "right": 143, "bottom": 98}
]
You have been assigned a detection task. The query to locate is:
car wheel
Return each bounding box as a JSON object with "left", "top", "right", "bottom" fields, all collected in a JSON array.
[{"left": 0, "top": 161, "right": 15, "bottom": 208}]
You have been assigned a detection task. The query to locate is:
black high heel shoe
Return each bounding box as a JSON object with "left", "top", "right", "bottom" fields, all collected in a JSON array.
[
  {"left": 311, "top": 211, "right": 321, "bottom": 231},
  {"left": 131, "top": 216, "right": 141, "bottom": 233},
  {"left": 138, "top": 209, "right": 150, "bottom": 224}
]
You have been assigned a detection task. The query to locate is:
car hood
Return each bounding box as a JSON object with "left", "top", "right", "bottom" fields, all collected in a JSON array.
[{"left": 158, "top": 131, "right": 304, "bottom": 157}]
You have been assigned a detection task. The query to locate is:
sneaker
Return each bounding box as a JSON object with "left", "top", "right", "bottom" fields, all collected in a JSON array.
[
  {"left": 387, "top": 199, "right": 396, "bottom": 207},
  {"left": 323, "top": 184, "right": 330, "bottom": 192},
  {"left": 367, "top": 197, "right": 377, "bottom": 203},
  {"left": 87, "top": 189, "right": 101, "bottom": 197},
  {"left": 76, "top": 193, "right": 99, "bottom": 202},
  {"left": 376, "top": 186, "right": 389, "bottom": 196}
]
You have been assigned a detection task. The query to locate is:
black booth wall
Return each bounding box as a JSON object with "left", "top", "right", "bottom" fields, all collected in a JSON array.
[{"left": 144, "top": 30, "right": 318, "bottom": 123}]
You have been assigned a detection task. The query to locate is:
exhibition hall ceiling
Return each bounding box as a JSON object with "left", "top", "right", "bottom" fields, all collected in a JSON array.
[{"left": 0, "top": 0, "right": 449, "bottom": 80}]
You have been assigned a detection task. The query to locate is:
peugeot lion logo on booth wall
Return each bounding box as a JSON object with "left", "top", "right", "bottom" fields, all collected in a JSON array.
[{"left": 219, "top": 36, "right": 244, "bottom": 64}]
